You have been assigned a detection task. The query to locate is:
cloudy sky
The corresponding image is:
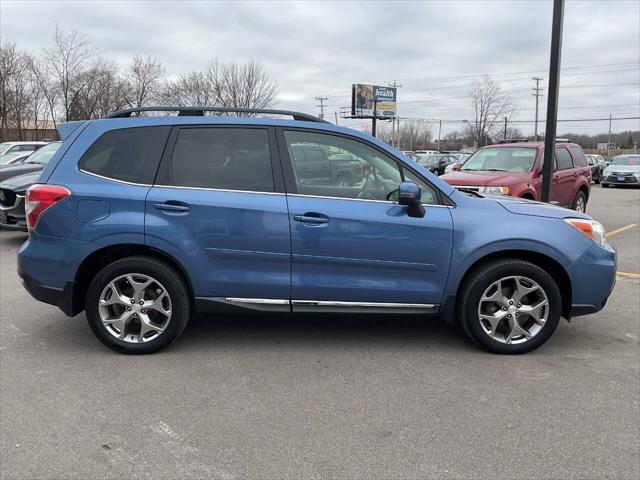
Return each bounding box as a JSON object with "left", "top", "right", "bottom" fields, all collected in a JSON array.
[{"left": 2, "top": 0, "right": 639, "bottom": 136}]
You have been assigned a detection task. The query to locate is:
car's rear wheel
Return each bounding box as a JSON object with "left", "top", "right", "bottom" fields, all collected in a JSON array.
[
  {"left": 458, "top": 259, "right": 562, "bottom": 354},
  {"left": 86, "top": 256, "right": 191, "bottom": 354},
  {"left": 571, "top": 191, "right": 587, "bottom": 213}
]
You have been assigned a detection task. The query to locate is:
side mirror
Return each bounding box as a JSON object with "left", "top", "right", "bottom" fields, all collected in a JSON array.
[
  {"left": 398, "top": 181, "right": 421, "bottom": 206},
  {"left": 453, "top": 162, "right": 461, "bottom": 171},
  {"left": 398, "top": 181, "right": 425, "bottom": 218}
]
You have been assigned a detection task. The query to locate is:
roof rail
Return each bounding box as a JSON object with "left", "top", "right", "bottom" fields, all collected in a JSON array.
[{"left": 105, "top": 106, "right": 331, "bottom": 123}]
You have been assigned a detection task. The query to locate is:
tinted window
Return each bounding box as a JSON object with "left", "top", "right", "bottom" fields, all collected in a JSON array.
[
  {"left": 570, "top": 146, "right": 587, "bottom": 167},
  {"left": 171, "top": 128, "right": 274, "bottom": 192},
  {"left": 80, "top": 127, "right": 169, "bottom": 184},
  {"left": 555, "top": 148, "right": 574, "bottom": 170}
]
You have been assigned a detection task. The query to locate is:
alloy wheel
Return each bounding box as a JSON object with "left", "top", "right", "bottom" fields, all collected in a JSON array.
[
  {"left": 98, "top": 273, "right": 172, "bottom": 343},
  {"left": 477, "top": 275, "right": 549, "bottom": 344},
  {"left": 575, "top": 196, "right": 586, "bottom": 212}
]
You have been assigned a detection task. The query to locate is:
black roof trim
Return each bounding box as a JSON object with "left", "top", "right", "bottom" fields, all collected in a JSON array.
[{"left": 105, "top": 107, "right": 331, "bottom": 124}]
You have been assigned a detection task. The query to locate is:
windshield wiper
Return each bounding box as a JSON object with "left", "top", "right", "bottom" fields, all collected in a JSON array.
[
  {"left": 457, "top": 187, "right": 484, "bottom": 197},
  {"left": 485, "top": 168, "right": 508, "bottom": 172}
]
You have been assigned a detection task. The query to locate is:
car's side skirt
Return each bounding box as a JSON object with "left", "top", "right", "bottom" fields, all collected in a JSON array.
[{"left": 195, "top": 297, "right": 439, "bottom": 315}]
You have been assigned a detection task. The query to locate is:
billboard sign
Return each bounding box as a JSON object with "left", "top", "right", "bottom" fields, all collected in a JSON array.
[{"left": 352, "top": 84, "right": 397, "bottom": 118}]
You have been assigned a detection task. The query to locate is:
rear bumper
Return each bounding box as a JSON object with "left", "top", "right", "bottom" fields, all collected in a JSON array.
[
  {"left": 567, "top": 242, "right": 617, "bottom": 318},
  {"left": 19, "top": 272, "right": 78, "bottom": 316}
]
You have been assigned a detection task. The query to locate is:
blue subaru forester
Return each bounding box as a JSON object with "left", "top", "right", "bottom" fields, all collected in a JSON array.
[{"left": 18, "top": 107, "right": 617, "bottom": 354}]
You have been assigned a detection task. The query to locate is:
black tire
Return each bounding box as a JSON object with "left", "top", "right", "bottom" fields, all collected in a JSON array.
[
  {"left": 602, "top": 183, "right": 609, "bottom": 188},
  {"left": 571, "top": 190, "right": 587, "bottom": 213},
  {"left": 594, "top": 172, "right": 601, "bottom": 184},
  {"left": 86, "top": 256, "right": 191, "bottom": 354},
  {"left": 457, "top": 259, "right": 562, "bottom": 354}
]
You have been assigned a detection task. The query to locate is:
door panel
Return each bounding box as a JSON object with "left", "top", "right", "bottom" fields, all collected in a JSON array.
[
  {"left": 287, "top": 195, "right": 453, "bottom": 305},
  {"left": 145, "top": 188, "right": 291, "bottom": 299},
  {"left": 554, "top": 147, "right": 576, "bottom": 206}
]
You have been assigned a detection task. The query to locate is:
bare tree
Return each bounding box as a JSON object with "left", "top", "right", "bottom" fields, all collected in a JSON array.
[
  {"left": 125, "top": 55, "right": 165, "bottom": 108},
  {"left": 41, "top": 26, "right": 95, "bottom": 121},
  {"left": 160, "top": 59, "right": 278, "bottom": 113},
  {"left": 159, "top": 71, "right": 218, "bottom": 107},
  {"left": 214, "top": 60, "right": 278, "bottom": 114},
  {"left": 69, "top": 60, "right": 129, "bottom": 119},
  {"left": 467, "top": 76, "right": 515, "bottom": 147},
  {"left": 0, "top": 43, "right": 41, "bottom": 140}
]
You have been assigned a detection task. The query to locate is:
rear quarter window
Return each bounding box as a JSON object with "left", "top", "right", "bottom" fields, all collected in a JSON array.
[
  {"left": 569, "top": 146, "right": 588, "bottom": 167},
  {"left": 79, "top": 126, "right": 170, "bottom": 184}
]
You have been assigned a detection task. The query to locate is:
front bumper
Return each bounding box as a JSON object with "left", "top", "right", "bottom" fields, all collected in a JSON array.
[
  {"left": 567, "top": 242, "right": 617, "bottom": 318},
  {"left": 0, "top": 193, "right": 27, "bottom": 231},
  {"left": 603, "top": 174, "right": 639, "bottom": 185}
]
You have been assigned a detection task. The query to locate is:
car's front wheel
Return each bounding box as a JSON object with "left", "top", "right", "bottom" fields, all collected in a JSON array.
[
  {"left": 86, "top": 256, "right": 191, "bottom": 354},
  {"left": 571, "top": 191, "right": 587, "bottom": 212},
  {"left": 458, "top": 259, "right": 562, "bottom": 354}
]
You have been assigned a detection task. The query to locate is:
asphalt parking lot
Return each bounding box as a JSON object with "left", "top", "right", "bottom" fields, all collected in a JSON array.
[{"left": 1, "top": 186, "right": 638, "bottom": 480}]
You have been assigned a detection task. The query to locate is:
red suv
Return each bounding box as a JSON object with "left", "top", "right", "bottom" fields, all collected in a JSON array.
[{"left": 440, "top": 142, "right": 591, "bottom": 212}]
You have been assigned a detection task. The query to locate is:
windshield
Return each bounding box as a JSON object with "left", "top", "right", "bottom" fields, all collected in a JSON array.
[
  {"left": 461, "top": 147, "right": 537, "bottom": 172},
  {"left": 22, "top": 142, "right": 61, "bottom": 165},
  {"left": 0, "top": 152, "right": 27, "bottom": 165},
  {"left": 610, "top": 155, "right": 640, "bottom": 166},
  {"left": 0, "top": 143, "right": 13, "bottom": 155},
  {"left": 417, "top": 154, "right": 441, "bottom": 164}
]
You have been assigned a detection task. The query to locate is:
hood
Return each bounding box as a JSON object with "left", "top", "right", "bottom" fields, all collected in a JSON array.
[
  {"left": 440, "top": 169, "right": 531, "bottom": 186},
  {"left": 490, "top": 194, "right": 590, "bottom": 220},
  {"left": 0, "top": 163, "right": 44, "bottom": 183},
  {"left": 604, "top": 165, "right": 640, "bottom": 173},
  {"left": 0, "top": 170, "right": 41, "bottom": 191}
]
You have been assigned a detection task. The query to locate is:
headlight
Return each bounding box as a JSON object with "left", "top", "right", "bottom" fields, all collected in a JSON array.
[
  {"left": 565, "top": 219, "right": 607, "bottom": 246},
  {"left": 480, "top": 186, "right": 510, "bottom": 195},
  {"left": 603, "top": 168, "right": 611, "bottom": 176}
]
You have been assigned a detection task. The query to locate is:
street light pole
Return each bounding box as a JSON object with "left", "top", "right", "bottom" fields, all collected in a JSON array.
[{"left": 541, "top": 0, "right": 565, "bottom": 203}]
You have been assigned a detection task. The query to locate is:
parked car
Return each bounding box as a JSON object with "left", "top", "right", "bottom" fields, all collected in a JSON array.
[
  {"left": 0, "top": 141, "right": 47, "bottom": 158},
  {"left": 403, "top": 153, "right": 420, "bottom": 162},
  {"left": 444, "top": 154, "right": 471, "bottom": 175},
  {"left": 586, "top": 154, "right": 604, "bottom": 184},
  {"left": 417, "top": 154, "right": 458, "bottom": 175},
  {"left": 0, "top": 151, "right": 33, "bottom": 166},
  {"left": 290, "top": 143, "right": 364, "bottom": 187},
  {"left": 0, "top": 141, "right": 61, "bottom": 183},
  {"left": 415, "top": 149, "right": 439, "bottom": 156},
  {"left": 0, "top": 142, "right": 62, "bottom": 231},
  {"left": 0, "top": 142, "right": 61, "bottom": 182},
  {"left": 601, "top": 154, "right": 640, "bottom": 188},
  {"left": 18, "top": 107, "right": 615, "bottom": 355},
  {"left": 440, "top": 142, "right": 592, "bottom": 212}
]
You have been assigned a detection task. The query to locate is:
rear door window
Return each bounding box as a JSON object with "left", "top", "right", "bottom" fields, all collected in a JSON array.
[
  {"left": 170, "top": 127, "right": 275, "bottom": 192},
  {"left": 79, "top": 126, "right": 170, "bottom": 184},
  {"left": 555, "top": 148, "right": 574, "bottom": 170}
]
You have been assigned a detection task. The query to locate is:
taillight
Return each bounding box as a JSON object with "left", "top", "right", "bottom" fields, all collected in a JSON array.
[{"left": 25, "top": 184, "right": 71, "bottom": 230}]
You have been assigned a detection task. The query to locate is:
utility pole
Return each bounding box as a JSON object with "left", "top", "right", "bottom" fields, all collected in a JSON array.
[
  {"left": 607, "top": 113, "right": 612, "bottom": 157},
  {"left": 503, "top": 117, "right": 508, "bottom": 141},
  {"left": 334, "top": 111, "right": 338, "bottom": 125},
  {"left": 372, "top": 100, "right": 378, "bottom": 138},
  {"left": 541, "top": 0, "right": 564, "bottom": 203},
  {"left": 437, "top": 119, "right": 442, "bottom": 152},
  {"left": 315, "top": 96, "right": 327, "bottom": 119},
  {"left": 532, "top": 76, "right": 544, "bottom": 141},
  {"left": 389, "top": 81, "right": 403, "bottom": 149}
]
